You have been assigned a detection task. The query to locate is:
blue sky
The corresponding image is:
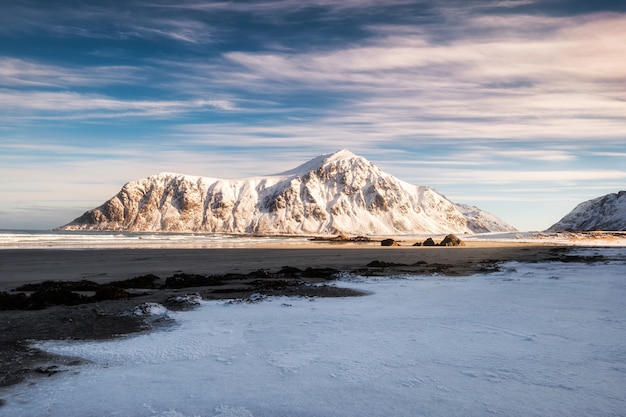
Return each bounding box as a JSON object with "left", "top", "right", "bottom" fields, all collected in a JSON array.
[{"left": 1, "top": 0, "right": 625, "bottom": 231}]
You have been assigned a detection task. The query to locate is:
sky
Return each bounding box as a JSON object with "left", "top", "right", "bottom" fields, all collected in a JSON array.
[{"left": 1, "top": 0, "right": 625, "bottom": 232}]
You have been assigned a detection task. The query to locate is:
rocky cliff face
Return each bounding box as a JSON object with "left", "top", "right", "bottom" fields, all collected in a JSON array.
[
  {"left": 547, "top": 191, "right": 626, "bottom": 232},
  {"left": 60, "top": 150, "right": 516, "bottom": 235}
]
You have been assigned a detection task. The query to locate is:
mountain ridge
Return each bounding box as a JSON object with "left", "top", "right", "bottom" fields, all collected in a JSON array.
[
  {"left": 547, "top": 191, "right": 626, "bottom": 232},
  {"left": 59, "top": 150, "right": 516, "bottom": 235}
]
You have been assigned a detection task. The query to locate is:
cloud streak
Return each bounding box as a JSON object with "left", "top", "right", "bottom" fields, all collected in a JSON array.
[
  {"left": 0, "top": 90, "right": 234, "bottom": 120},
  {"left": 0, "top": 58, "right": 141, "bottom": 88},
  {"left": 213, "top": 12, "right": 626, "bottom": 141}
]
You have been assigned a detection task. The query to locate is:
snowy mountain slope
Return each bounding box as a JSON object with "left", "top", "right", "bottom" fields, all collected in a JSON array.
[
  {"left": 547, "top": 191, "right": 626, "bottom": 232},
  {"left": 454, "top": 203, "right": 517, "bottom": 233},
  {"left": 60, "top": 150, "right": 516, "bottom": 235}
]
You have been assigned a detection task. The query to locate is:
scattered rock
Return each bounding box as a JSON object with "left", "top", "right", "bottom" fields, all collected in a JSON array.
[
  {"left": 366, "top": 260, "right": 408, "bottom": 267},
  {"left": 249, "top": 279, "right": 286, "bottom": 289},
  {"left": 246, "top": 293, "right": 267, "bottom": 303},
  {"left": 94, "top": 285, "right": 129, "bottom": 301},
  {"left": 132, "top": 302, "right": 168, "bottom": 317},
  {"left": 247, "top": 269, "right": 271, "bottom": 278},
  {"left": 34, "top": 365, "right": 65, "bottom": 377},
  {"left": 381, "top": 238, "right": 399, "bottom": 246},
  {"left": 109, "top": 274, "right": 160, "bottom": 289},
  {"left": 15, "top": 280, "right": 99, "bottom": 292},
  {"left": 163, "top": 273, "right": 224, "bottom": 289},
  {"left": 310, "top": 235, "right": 372, "bottom": 242},
  {"left": 301, "top": 267, "right": 339, "bottom": 279},
  {"left": 30, "top": 288, "right": 86, "bottom": 308},
  {"left": 0, "top": 292, "right": 30, "bottom": 310},
  {"left": 277, "top": 266, "right": 303, "bottom": 277},
  {"left": 163, "top": 293, "right": 203, "bottom": 311}
]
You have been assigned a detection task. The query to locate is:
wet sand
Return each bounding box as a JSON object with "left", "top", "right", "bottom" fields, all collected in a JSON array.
[
  {"left": 1, "top": 241, "right": 567, "bottom": 389},
  {"left": 0, "top": 241, "right": 555, "bottom": 292}
]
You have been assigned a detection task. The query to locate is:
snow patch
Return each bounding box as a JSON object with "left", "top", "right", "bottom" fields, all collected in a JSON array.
[{"left": 133, "top": 302, "right": 169, "bottom": 317}]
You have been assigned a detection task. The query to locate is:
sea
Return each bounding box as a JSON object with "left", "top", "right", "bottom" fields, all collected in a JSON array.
[
  {"left": 0, "top": 229, "right": 313, "bottom": 249},
  {"left": 2, "top": 229, "right": 626, "bottom": 249}
]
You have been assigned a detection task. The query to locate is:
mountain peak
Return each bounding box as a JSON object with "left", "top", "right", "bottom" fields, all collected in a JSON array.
[
  {"left": 275, "top": 149, "right": 366, "bottom": 176},
  {"left": 324, "top": 149, "right": 358, "bottom": 161}
]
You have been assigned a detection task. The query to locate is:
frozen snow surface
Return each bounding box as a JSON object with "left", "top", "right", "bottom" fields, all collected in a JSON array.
[
  {"left": 4, "top": 248, "right": 626, "bottom": 417},
  {"left": 463, "top": 231, "right": 626, "bottom": 247}
]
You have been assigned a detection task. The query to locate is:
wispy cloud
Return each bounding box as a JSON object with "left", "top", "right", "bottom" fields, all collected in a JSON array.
[
  {"left": 216, "top": 12, "right": 626, "bottom": 129},
  {"left": 0, "top": 90, "right": 234, "bottom": 120},
  {"left": 0, "top": 1, "right": 216, "bottom": 44},
  {"left": 0, "top": 58, "right": 141, "bottom": 88},
  {"left": 426, "top": 169, "right": 626, "bottom": 185}
]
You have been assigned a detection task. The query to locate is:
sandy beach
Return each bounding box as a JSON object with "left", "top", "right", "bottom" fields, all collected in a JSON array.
[
  {"left": 0, "top": 240, "right": 554, "bottom": 291},
  {"left": 1, "top": 241, "right": 570, "bottom": 390}
]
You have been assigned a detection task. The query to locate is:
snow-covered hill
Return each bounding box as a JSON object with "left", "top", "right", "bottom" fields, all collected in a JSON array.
[
  {"left": 454, "top": 203, "right": 517, "bottom": 233},
  {"left": 547, "top": 191, "right": 626, "bottom": 232},
  {"left": 59, "top": 150, "right": 516, "bottom": 235}
]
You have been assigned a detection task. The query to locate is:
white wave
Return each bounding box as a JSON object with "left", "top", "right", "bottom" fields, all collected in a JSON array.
[{"left": 0, "top": 230, "right": 311, "bottom": 249}]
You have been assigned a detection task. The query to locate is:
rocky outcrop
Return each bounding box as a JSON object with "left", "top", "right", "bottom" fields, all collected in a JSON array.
[{"left": 59, "top": 150, "right": 517, "bottom": 236}]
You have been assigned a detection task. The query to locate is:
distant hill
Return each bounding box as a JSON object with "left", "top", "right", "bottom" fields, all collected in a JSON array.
[
  {"left": 59, "top": 149, "right": 517, "bottom": 235},
  {"left": 454, "top": 203, "right": 517, "bottom": 233},
  {"left": 547, "top": 191, "right": 626, "bottom": 232}
]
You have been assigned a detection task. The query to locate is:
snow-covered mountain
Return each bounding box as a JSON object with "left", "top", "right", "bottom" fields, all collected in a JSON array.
[
  {"left": 454, "top": 203, "right": 517, "bottom": 233},
  {"left": 59, "top": 150, "right": 516, "bottom": 235},
  {"left": 547, "top": 191, "right": 626, "bottom": 232}
]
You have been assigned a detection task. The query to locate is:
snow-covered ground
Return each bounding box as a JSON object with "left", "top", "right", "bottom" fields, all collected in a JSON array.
[
  {"left": 464, "top": 231, "right": 626, "bottom": 247},
  {"left": 3, "top": 248, "right": 626, "bottom": 417}
]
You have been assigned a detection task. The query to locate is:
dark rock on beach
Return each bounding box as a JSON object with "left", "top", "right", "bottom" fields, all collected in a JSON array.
[
  {"left": 367, "top": 260, "right": 408, "bottom": 267},
  {"left": 412, "top": 234, "right": 464, "bottom": 247},
  {"left": 439, "top": 234, "right": 464, "bottom": 246}
]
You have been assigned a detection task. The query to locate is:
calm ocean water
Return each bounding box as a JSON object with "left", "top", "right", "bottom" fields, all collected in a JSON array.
[
  {"left": 2, "top": 229, "right": 625, "bottom": 249},
  {"left": 0, "top": 229, "right": 312, "bottom": 249}
]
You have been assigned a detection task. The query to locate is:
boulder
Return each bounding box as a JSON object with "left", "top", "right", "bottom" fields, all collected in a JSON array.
[
  {"left": 381, "top": 238, "right": 399, "bottom": 246},
  {"left": 422, "top": 237, "right": 437, "bottom": 246},
  {"left": 439, "top": 234, "right": 464, "bottom": 246}
]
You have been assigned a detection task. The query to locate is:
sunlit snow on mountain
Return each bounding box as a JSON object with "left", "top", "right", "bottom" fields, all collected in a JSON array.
[{"left": 60, "top": 150, "right": 516, "bottom": 235}]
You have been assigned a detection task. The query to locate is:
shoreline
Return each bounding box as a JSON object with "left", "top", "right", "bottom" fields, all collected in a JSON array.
[{"left": 0, "top": 240, "right": 548, "bottom": 292}]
